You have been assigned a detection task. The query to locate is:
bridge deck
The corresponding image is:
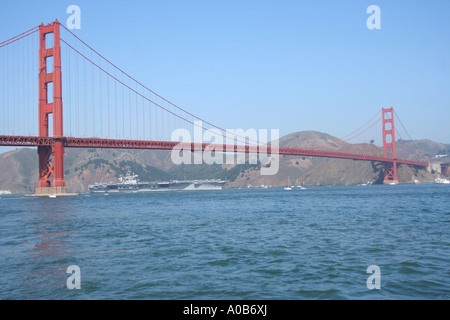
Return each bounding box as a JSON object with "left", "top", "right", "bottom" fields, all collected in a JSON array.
[{"left": 0, "top": 135, "right": 429, "bottom": 167}]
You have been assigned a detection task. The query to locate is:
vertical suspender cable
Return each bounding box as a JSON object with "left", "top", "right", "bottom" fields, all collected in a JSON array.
[
  {"left": 148, "top": 90, "right": 151, "bottom": 140},
  {"left": 16, "top": 41, "right": 19, "bottom": 134},
  {"left": 91, "top": 50, "right": 95, "bottom": 137},
  {"left": 162, "top": 100, "right": 164, "bottom": 140},
  {"left": 99, "top": 55, "right": 103, "bottom": 138},
  {"left": 136, "top": 82, "right": 138, "bottom": 139},
  {"left": 67, "top": 33, "right": 72, "bottom": 136},
  {"left": 120, "top": 72, "right": 123, "bottom": 139},
  {"left": 142, "top": 87, "right": 145, "bottom": 140},
  {"left": 115, "top": 71, "right": 118, "bottom": 139},
  {"left": 23, "top": 38, "right": 26, "bottom": 135},
  {"left": 7, "top": 46, "right": 9, "bottom": 134},
  {"left": 63, "top": 33, "right": 67, "bottom": 136},
  {"left": 75, "top": 40, "right": 79, "bottom": 137},
  {"left": 20, "top": 40, "right": 23, "bottom": 134},
  {"left": 107, "top": 63, "right": 110, "bottom": 138},
  {"left": 128, "top": 80, "right": 133, "bottom": 140},
  {"left": 32, "top": 33, "right": 35, "bottom": 136},
  {"left": 83, "top": 46, "right": 87, "bottom": 137},
  {"left": 1, "top": 46, "right": 4, "bottom": 133},
  {"left": 155, "top": 96, "right": 158, "bottom": 140},
  {"left": 128, "top": 77, "right": 131, "bottom": 139},
  {"left": 27, "top": 32, "right": 31, "bottom": 135},
  {"left": 12, "top": 43, "right": 15, "bottom": 134}
]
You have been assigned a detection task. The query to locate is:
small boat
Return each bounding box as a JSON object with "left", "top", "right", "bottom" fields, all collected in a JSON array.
[
  {"left": 284, "top": 177, "right": 293, "bottom": 190},
  {"left": 295, "top": 179, "right": 307, "bottom": 190},
  {"left": 49, "top": 194, "right": 57, "bottom": 198},
  {"left": 435, "top": 176, "right": 450, "bottom": 184}
]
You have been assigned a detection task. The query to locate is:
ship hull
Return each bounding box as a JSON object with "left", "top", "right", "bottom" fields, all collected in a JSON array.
[{"left": 89, "top": 181, "right": 226, "bottom": 193}]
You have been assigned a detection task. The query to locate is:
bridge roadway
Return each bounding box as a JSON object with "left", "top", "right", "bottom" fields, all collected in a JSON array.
[{"left": 0, "top": 135, "right": 429, "bottom": 167}]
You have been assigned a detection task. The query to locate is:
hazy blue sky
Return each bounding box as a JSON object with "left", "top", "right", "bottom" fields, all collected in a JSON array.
[{"left": 1, "top": 0, "right": 449, "bottom": 150}]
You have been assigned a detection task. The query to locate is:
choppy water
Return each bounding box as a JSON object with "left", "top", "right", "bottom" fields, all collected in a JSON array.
[{"left": 0, "top": 184, "right": 449, "bottom": 300}]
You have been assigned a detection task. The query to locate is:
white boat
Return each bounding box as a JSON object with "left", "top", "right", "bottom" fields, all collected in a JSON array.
[
  {"left": 295, "top": 179, "right": 307, "bottom": 190},
  {"left": 435, "top": 176, "right": 450, "bottom": 184},
  {"left": 49, "top": 194, "right": 57, "bottom": 198},
  {"left": 284, "top": 177, "right": 293, "bottom": 190}
]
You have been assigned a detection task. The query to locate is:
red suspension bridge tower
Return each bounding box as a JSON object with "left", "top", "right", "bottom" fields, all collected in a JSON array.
[
  {"left": 35, "top": 20, "right": 68, "bottom": 195},
  {"left": 382, "top": 107, "right": 399, "bottom": 184}
]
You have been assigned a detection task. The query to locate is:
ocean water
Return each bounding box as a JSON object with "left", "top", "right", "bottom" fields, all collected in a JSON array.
[{"left": 0, "top": 184, "right": 448, "bottom": 300}]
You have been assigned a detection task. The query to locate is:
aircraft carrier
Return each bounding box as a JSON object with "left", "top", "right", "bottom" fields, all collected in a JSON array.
[{"left": 88, "top": 171, "right": 226, "bottom": 193}]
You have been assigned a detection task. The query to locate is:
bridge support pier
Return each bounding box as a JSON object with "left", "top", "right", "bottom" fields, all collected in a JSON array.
[
  {"left": 441, "top": 164, "right": 449, "bottom": 177},
  {"left": 383, "top": 160, "right": 399, "bottom": 185}
]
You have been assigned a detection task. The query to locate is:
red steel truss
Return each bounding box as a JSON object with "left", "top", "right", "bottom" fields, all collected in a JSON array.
[{"left": 0, "top": 135, "right": 429, "bottom": 168}]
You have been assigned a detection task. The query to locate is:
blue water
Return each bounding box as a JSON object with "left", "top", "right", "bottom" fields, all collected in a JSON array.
[{"left": 0, "top": 184, "right": 449, "bottom": 300}]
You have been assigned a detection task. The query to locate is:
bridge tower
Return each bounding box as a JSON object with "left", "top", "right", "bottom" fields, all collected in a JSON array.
[
  {"left": 34, "top": 20, "right": 68, "bottom": 196},
  {"left": 441, "top": 163, "right": 449, "bottom": 177},
  {"left": 382, "top": 107, "right": 399, "bottom": 184}
]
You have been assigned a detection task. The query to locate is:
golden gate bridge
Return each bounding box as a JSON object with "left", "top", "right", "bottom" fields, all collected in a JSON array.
[{"left": 0, "top": 20, "right": 428, "bottom": 196}]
